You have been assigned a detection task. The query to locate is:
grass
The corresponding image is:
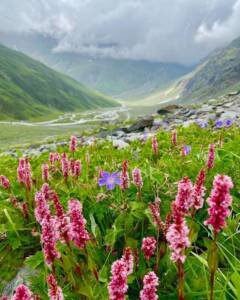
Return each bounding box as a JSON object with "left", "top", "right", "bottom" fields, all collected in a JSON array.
[
  {"left": 0, "top": 124, "right": 240, "bottom": 299},
  {"left": 0, "top": 44, "right": 118, "bottom": 120}
]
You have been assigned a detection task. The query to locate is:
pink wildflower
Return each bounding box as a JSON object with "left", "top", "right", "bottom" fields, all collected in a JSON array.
[
  {"left": 175, "top": 177, "right": 193, "bottom": 214},
  {"left": 132, "top": 168, "right": 143, "bottom": 188},
  {"left": 68, "top": 199, "right": 90, "bottom": 249},
  {"left": 166, "top": 203, "right": 190, "bottom": 263},
  {"left": 42, "top": 164, "right": 49, "bottom": 182},
  {"left": 120, "top": 160, "right": 130, "bottom": 190},
  {"left": 192, "top": 169, "right": 206, "bottom": 210},
  {"left": 41, "top": 215, "right": 60, "bottom": 265},
  {"left": 141, "top": 237, "right": 157, "bottom": 260},
  {"left": 121, "top": 247, "right": 134, "bottom": 275},
  {"left": 204, "top": 175, "right": 233, "bottom": 233},
  {"left": 108, "top": 260, "right": 128, "bottom": 300},
  {"left": 17, "top": 158, "right": 32, "bottom": 190},
  {"left": 140, "top": 271, "right": 159, "bottom": 300},
  {"left": 171, "top": 129, "right": 177, "bottom": 146},
  {"left": 72, "top": 160, "right": 81, "bottom": 177},
  {"left": 12, "top": 284, "right": 32, "bottom": 300},
  {"left": 152, "top": 136, "right": 158, "bottom": 155},
  {"left": 49, "top": 153, "right": 60, "bottom": 165},
  {"left": 41, "top": 183, "right": 52, "bottom": 200},
  {"left": 34, "top": 192, "right": 50, "bottom": 224},
  {"left": 149, "top": 197, "right": 163, "bottom": 229},
  {"left": 0, "top": 295, "right": 8, "bottom": 300},
  {"left": 0, "top": 175, "right": 10, "bottom": 189},
  {"left": 47, "top": 274, "right": 64, "bottom": 300},
  {"left": 51, "top": 192, "right": 71, "bottom": 243},
  {"left": 34, "top": 192, "right": 51, "bottom": 224},
  {"left": 69, "top": 135, "right": 77, "bottom": 152},
  {"left": 207, "top": 144, "right": 215, "bottom": 170},
  {"left": 61, "top": 157, "right": 69, "bottom": 180}
]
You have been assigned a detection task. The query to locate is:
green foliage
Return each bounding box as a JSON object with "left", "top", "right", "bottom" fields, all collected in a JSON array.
[
  {"left": 0, "top": 124, "right": 240, "bottom": 299},
  {"left": 0, "top": 44, "right": 118, "bottom": 120}
]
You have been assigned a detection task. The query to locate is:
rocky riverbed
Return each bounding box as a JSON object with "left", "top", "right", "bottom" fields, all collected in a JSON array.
[{"left": 1, "top": 92, "right": 240, "bottom": 157}]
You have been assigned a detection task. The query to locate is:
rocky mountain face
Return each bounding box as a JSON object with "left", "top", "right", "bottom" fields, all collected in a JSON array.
[{"left": 180, "top": 36, "right": 240, "bottom": 101}]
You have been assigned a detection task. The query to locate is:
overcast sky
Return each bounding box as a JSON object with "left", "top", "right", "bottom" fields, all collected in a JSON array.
[{"left": 1, "top": 0, "right": 240, "bottom": 64}]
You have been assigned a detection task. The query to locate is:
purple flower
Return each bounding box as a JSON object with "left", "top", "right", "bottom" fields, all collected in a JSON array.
[
  {"left": 182, "top": 145, "right": 192, "bottom": 156},
  {"left": 98, "top": 171, "right": 120, "bottom": 190},
  {"left": 215, "top": 120, "right": 223, "bottom": 128},
  {"left": 225, "top": 119, "right": 233, "bottom": 127},
  {"left": 197, "top": 120, "right": 208, "bottom": 128}
]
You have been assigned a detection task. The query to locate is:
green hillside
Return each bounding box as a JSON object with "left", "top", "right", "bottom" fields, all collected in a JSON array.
[
  {"left": 0, "top": 33, "right": 191, "bottom": 99},
  {"left": 0, "top": 44, "right": 117, "bottom": 120}
]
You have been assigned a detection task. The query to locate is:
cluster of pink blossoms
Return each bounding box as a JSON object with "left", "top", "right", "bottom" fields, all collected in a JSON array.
[
  {"left": 171, "top": 129, "right": 177, "bottom": 146},
  {"left": 132, "top": 168, "right": 143, "bottom": 189},
  {"left": 12, "top": 284, "right": 32, "bottom": 300},
  {"left": 17, "top": 158, "right": 32, "bottom": 190},
  {"left": 49, "top": 152, "right": 60, "bottom": 166},
  {"left": 152, "top": 136, "right": 159, "bottom": 155},
  {"left": 120, "top": 160, "right": 130, "bottom": 190},
  {"left": 0, "top": 175, "right": 10, "bottom": 190},
  {"left": 68, "top": 199, "right": 90, "bottom": 249},
  {"left": 108, "top": 248, "right": 134, "bottom": 300},
  {"left": 204, "top": 175, "right": 233, "bottom": 233},
  {"left": 166, "top": 177, "right": 192, "bottom": 263},
  {"left": 69, "top": 135, "right": 78, "bottom": 152},
  {"left": 141, "top": 237, "right": 157, "bottom": 260},
  {"left": 41, "top": 164, "right": 49, "bottom": 182},
  {"left": 192, "top": 169, "right": 206, "bottom": 210},
  {"left": 47, "top": 274, "right": 64, "bottom": 300},
  {"left": 149, "top": 197, "right": 163, "bottom": 230},
  {"left": 207, "top": 144, "right": 215, "bottom": 170},
  {"left": 140, "top": 271, "right": 159, "bottom": 300}
]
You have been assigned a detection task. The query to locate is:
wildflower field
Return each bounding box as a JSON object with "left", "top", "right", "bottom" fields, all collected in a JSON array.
[{"left": 0, "top": 124, "right": 240, "bottom": 300}]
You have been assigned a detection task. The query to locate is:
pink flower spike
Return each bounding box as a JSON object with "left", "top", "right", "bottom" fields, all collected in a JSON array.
[
  {"left": 152, "top": 136, "right": 158, "bottom": 155},
  {"left": 12, "top": 284, "right": 32, "bottom": 300},
  {"left": 141, "top": 237, "right": 157, "bottom": 260},
  {"left": 68, "top": 199, "right": 90, "bottom": 249},
  {"left": 41, "top": 215, "right": 60, "bottom": 265},
  {"left": 42, "top": 164, "right": 49, "bottom": 182},
  {"left": 175, "top": 177, "right": 193, "bottom": 213},
  {"left": 132, "top": 168, "right": 143, "bottom": 189},
  {"left": 149, "top": 197, "right": 163, "bottom": 229},
  {"left": 108, "top": 259, "right": 128, "bottom": 300},
  {"left": 73, "top": 160, "right": 82, "bottom": 177},
  {"left": 34, "top": 192, "right": 51, "bottom": 224},
  {"left": 70, "top": 135, "right": 77, "bottom": 152},
  {"left": 0, "top": 175, "right": 10, "bottom": 189},
  {"left": 61, "top": 157, "right": 69, "bottom": 180},
  {"left": 171, "top": 129, "right": 177, "bottom": 146},
  {"left": 122, "top": 247, "right": 134, "bottom": 275},
  {"left": 140, "top": 271, "right": 159, "bottom": 300},
  {"left": 204, "top": 175, "right": 233, "bottom": 234},
  {"left": 120, "top": 160, "right": 130, "bottom": 190},
  {"left": 47, "top": 274, "right": 64, "bottom": 300},
  {"left": 207, "top": 144, "right": 215, "bottom": 170},
  {"left": 192, "top": 169, "right": 206, "bottom": 210}
]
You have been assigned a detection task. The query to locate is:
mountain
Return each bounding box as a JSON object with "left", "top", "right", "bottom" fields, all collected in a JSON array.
[
  {"left": 0, "top": 32, "right": 192, "bottom": 99},
  {"left": 179, "top": 36, "right": 240, "bottom": 102},
  {"left": 0, "top": 44, "right": 117, "bottom": 120}
]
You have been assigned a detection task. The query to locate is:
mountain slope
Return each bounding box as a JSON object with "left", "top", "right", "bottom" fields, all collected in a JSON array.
[
  {"left": 0, "top": 44, "right": 117, "bottom": 120},
  {"left": 0, "top": 32, "right": 192, "bottom": 99},
  {"left": 180, "top": 36, "right": 240, "bottom": 101}
]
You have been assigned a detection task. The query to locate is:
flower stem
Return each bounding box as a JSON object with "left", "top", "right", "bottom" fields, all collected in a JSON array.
[
  {"left": 210, "top": 233, "right": 218, "bottom": 300},
  {"left": 177, "top": 261, "right": 185, "bottom": 300}
]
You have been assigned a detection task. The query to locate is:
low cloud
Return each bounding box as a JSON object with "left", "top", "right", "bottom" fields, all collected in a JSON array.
[{"left": 0, "top": 0, "right": 240, "bottom": 64}]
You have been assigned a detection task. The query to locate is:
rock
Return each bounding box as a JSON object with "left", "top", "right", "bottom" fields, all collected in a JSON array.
[
  {"left": 126, "top": 116, "right": 154, "bottom": 133},
  {"left": 112, "top": 139, "right": 129, "bottom": 149},
  {"left": 157, "top": 105, "right": 182, "bottom": 115}
]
